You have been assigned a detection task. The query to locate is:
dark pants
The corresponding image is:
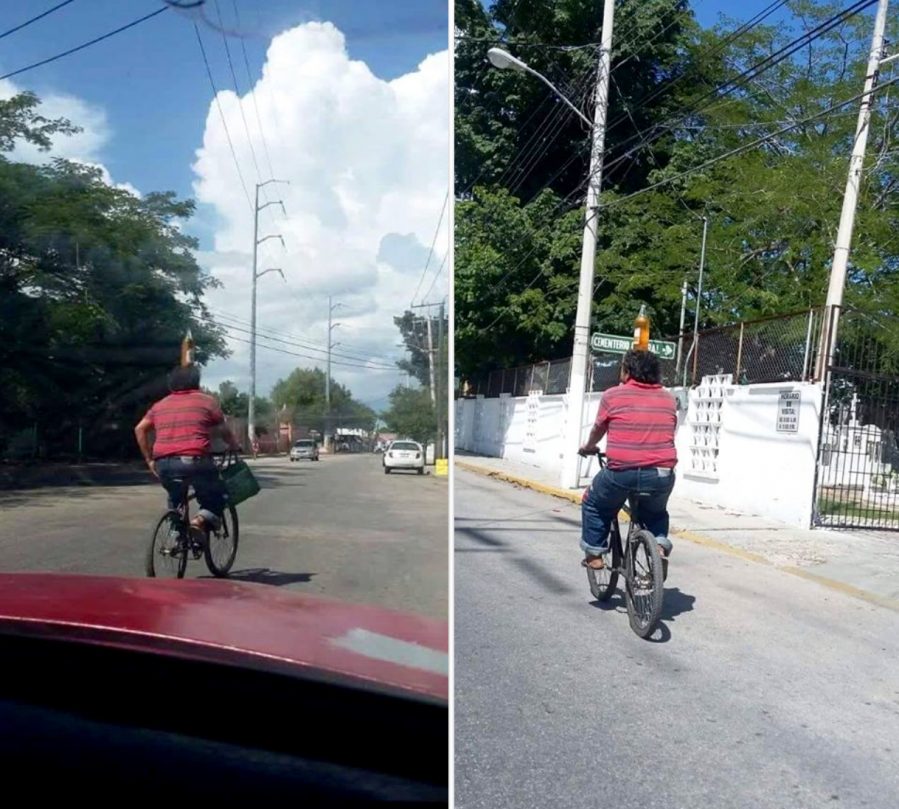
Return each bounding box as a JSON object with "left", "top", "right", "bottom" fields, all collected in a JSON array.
[
  {"left": 581, "top": 466, "right": 675, "bottom": 556},
  {"left": 155, "top": 455, "right": 226, "bottom": 529}
]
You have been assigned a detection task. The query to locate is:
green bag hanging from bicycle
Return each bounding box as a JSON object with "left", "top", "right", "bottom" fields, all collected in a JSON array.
[{"left": 220, "top": 458, "right": 260, "bottom": 505}]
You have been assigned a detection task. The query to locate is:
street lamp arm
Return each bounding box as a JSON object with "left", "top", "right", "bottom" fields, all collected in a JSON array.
[
  {"left": 257, "top": 200, "right": 283, "bottom": 212},
  {"left": 258, "top": 178, "right": 290, "bottom": 190},
  {"left": 487, "top": 47, "right": 593, "bottom": 128},
  {"left": 256, "top": 267, "right": 284, "bottom": 280},
  {"left": 525, "top": 66, "right": 594, "bottom": 128},
  {"left": 257, "top": 234, "right": 286, "bottom": 248}
]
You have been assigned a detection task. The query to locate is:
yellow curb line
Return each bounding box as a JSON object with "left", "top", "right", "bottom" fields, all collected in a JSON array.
[{"left": 455, "top": 459, "right": 899, "bottom": 613}]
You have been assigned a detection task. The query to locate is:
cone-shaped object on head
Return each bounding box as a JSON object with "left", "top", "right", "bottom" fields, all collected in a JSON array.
[{"left": 180, "top": 329, "right": 195, "bottom": 367}]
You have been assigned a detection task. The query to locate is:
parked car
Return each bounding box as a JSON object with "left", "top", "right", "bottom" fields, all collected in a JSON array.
[
  {"left": 383, "top": 440, "right": 425, "bottom": 475},
  {"left": 0, "top": 573, "right": 447, "bottom": 799},
  {"left": 289, "top": 438, "right": 319, "bottom": 462}
]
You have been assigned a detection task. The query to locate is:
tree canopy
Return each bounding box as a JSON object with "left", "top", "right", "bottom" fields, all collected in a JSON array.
[
  {"left": 0, "top": 91, "right": 227, "bottom": 458},
  {"left": 455, "top": 0, "right": 899, "bottom": 381}
]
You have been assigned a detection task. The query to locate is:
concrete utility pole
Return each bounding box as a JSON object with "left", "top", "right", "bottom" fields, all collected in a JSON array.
[
  {"left": 248, "top": 179, "right": 288, "bottom": 444},
  {"left": 559, "top": 0, "right": 616, "bottom": 489},
  {"left": 437, "top": 301, "right": 446, "bottom": 459},
  {"left": 817, "top": 0, "right": 890, "bottom": 379},
  {"left": 676, "top": 279, "right": 688, "bottom": 378}
]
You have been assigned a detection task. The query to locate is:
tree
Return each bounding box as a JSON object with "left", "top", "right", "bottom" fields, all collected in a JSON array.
[
  {"left": 271, "top": 367, "right": 376, "bottom": 433},
  {"left": 216, "top": 381, "right": 248, "bottom": 416},
  {"left": 394, "top": 309, "right": 449, "bottom": 388},
  {"left": 0, "top": 91, "right": 227, "bottom": 458},
  {"left": 455, "top": 0, "right": 899, "bottom": 381},
  {"left": 381, "top": 386, "right": 436, "bottom": 445}
]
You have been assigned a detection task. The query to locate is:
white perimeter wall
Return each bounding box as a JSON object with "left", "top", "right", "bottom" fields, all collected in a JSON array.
[{"left": 456, "top": 382, "right": 823, "bottom": 528}]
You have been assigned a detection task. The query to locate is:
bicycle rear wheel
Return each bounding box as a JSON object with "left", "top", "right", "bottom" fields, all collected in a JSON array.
[
  {"left": 204, "top": 505, "right": 239, "bottom": 578},
  {"left": 147, "top": 511, "right": 188, "bottom": 579},
  {"left": 586, "top": 523, "right": 621, "bottom": 602},
  {"left": 624, "top": 528, "right": 664, "bottom": 638}
]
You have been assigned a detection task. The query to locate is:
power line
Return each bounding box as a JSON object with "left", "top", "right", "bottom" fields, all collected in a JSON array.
[
  {"left": 212, "top": 0, "right": 265, "bottom": 189},
  {"left": 210, "top": 307, "right": 399, "bottom": 365},
  {"left": 231, "top": 0, "right": 277, "bottom": 184},
  {"left": 0, "top": 6, "right": 167, "bottom": 81},
  {"left": 482, "top": 69, "right": 899, "bottom": 335},
  {"left": 411, "top": 192, "right": 449, "bottom": 306},
  {"left": 604, "top": 73, "right": 899, "bottom": 213},
  {"left": 227, "top": 333, "right": 401, "bottom": 371},
  {"left": 221, "top": 321, "right": 399, "bottom": 369},
  {"left": 421, "top": 251, "right": 449, "bottom": 305},
  {"left": 599, "top": 0, "right": 878, "bottom": 174},
  {"left": 0, "top": 0, "right": 76, "bottom": 41},
  {"left": 193, "top": 21, "right": 253, "bottom": 211}
]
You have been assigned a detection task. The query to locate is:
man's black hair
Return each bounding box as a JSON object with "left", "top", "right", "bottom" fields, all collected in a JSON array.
[
  {"left": 168, "top": 364, "right": 201, "bottom": 392},
  {"left": 621, "top": 349, "right": 662, "bottom": 384}
]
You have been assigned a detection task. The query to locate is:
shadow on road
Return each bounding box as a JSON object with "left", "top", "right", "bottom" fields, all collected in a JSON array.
[
  {"left": 0, "top": 463, "right": 153, "bottom": 493},
  {"left": 206, "top": 568, "right": 316, "bottom": 587},
  {"left": 589, "top": 585, "right": 696, "bottom": 644}
]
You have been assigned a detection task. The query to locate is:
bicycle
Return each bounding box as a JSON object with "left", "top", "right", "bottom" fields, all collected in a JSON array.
[
  {"left": 579, "top": 450, "right": 665, "bottom": 639},
  {"left": 146, "top": 451, "right": 240, "bottom": 580}
]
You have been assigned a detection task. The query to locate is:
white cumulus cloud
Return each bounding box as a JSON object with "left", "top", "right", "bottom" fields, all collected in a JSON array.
[
  {"left": 0, "top": 78, "right": 137, "bottom": 195},
  {"left": 193, "top": 22, "right": 449, "bottom": 410}
]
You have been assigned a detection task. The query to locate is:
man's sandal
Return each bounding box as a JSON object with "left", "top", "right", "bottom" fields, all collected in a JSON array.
[{"left": 581, "top": 555, "right": 606, "bottom": 571}]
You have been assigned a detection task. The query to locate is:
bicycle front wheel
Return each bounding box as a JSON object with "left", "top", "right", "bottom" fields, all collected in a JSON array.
[
  {"left": 147, "top": 511, "right": 188, "bottom": 579},
  {"left": 624, "top": 528, "right": 664, "bottom": 638},
  {"left": 204, "top": 505, "right": 239, "bottom": 578}
]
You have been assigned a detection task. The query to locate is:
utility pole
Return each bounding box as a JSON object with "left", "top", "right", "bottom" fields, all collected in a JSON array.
[
  {"left": 425, "top": 315, "right": 437, "bottom": 406},
  {"left": 437, "top": 301, "right": 446, "bottom": 459},
  {"left": 817, "top": 0, "right": 890, "bottom": 379},
  {"left": 248, "top": 179, "right": 288, "bottom": 445},
  {"left": 412, "top": 302, "right": 440, "bottom": 461},
  {"left": 675, "top": 279, "right": 688, "bottom": 378},
  {"left": 326, "top": 296, "right": 343, "bottom": 449},
  {"left": 411, "top": 303, "right": 438, "bottom": 406},
  {"left": 683, "top": 215, "right": 709, "bottom": 388},
  {"left": 559, "top": 0, "right": 616, "bottom": 489}
]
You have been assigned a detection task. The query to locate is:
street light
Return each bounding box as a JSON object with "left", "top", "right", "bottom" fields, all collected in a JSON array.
[
  {"left": 486, "top": 0, "right": 617, "bottom": 490},
  {"left": 487, "top": 47, "right": 593, "bottom": 128}
]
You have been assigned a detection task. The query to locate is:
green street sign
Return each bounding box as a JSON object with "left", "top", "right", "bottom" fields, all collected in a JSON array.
[{"left": 590, "top": 332, "right": 677, "bottom": 360}]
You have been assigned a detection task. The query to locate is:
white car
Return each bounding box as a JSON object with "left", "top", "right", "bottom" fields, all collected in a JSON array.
[{"left": 383, "top": 440, "right": 425, "bottom": 475}]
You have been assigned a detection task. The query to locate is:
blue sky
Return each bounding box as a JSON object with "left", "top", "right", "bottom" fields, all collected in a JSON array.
[
  {"left": 0, "top": 0, "right": 446, "bottom": 223},
  {"left": 1, "top": 1, "right": 450, "bottom": 407}
]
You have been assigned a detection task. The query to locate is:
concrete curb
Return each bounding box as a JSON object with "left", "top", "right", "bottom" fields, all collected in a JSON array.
[{"left": 455, "top": 459, "right": 899, "bottom": 614}]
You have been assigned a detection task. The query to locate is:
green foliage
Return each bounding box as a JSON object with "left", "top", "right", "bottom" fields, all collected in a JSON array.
[
  {"left": 0, "top": 93, "right": 228, "bottom": 456},
  {"left": 271, "top": 367, "right": 376, "bottom": 432},
  {"left": 381, "top": 386, "right": 436, "bottom": 445},
  {"left": 455, "top": 0, "right": 899, "bottom": 380}
]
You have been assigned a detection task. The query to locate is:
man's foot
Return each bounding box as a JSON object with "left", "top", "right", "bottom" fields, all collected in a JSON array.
[
  {"left": 657, "top": 543, "right": 670, "bottom": 583},
  {"left": 582, "top": 554, "right": 606, "bottom": 570}
]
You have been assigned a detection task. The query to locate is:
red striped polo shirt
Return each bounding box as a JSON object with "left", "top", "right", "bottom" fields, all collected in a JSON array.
[
  {"left": 145, "top": 389, "right": 224, "bottom": 459},
  {"left": 594, "top": 380, "right": 677, "bottom": 470}
]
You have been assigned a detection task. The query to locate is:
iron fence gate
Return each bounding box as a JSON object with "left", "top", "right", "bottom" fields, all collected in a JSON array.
[{"left": 813, "top": 309, "right": 899, "bottom": 531}]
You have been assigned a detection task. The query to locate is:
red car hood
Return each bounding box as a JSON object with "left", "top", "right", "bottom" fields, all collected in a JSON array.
[{"left": 0, "top": 574, "right": 448, "bottom": 701}]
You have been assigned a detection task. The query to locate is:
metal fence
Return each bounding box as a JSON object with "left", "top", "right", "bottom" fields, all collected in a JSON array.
[
  {"left": 814, "top": 306, "right": 899, "bottom": 531},
  {"left": 685, "top": 308, "right": 824, "bottom": 387},
  {"left": 467, "top": 309, "right": 825, "bottom": 397}
]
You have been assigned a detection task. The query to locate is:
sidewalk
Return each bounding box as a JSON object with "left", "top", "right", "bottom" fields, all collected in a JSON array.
[{"left": 455, "top": 453, "right": 899, "bottom": 611}]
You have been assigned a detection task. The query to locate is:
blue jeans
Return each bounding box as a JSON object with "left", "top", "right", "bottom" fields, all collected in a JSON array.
[
  {"left": 155, "top": 455, "right": 226, "bottom": 530},
  {"left": 581, "top": 467, "right": 675, "bottom": 556}
]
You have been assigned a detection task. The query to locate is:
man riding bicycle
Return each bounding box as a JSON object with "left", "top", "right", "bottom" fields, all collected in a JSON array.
[
  {"left": 579, "top": 349, "right": 677, "bottom": 571},
  {"left": 134, "top": 365, "right": 241, "bottom": 538}
]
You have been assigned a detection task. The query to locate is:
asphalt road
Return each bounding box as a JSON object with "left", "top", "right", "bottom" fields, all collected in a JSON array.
[
  {"left": 454, "top": 468, "right": 899, "bottom": 809},
  {"left": 0, "top": 454, "right": 448, "bottom": 620}
]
